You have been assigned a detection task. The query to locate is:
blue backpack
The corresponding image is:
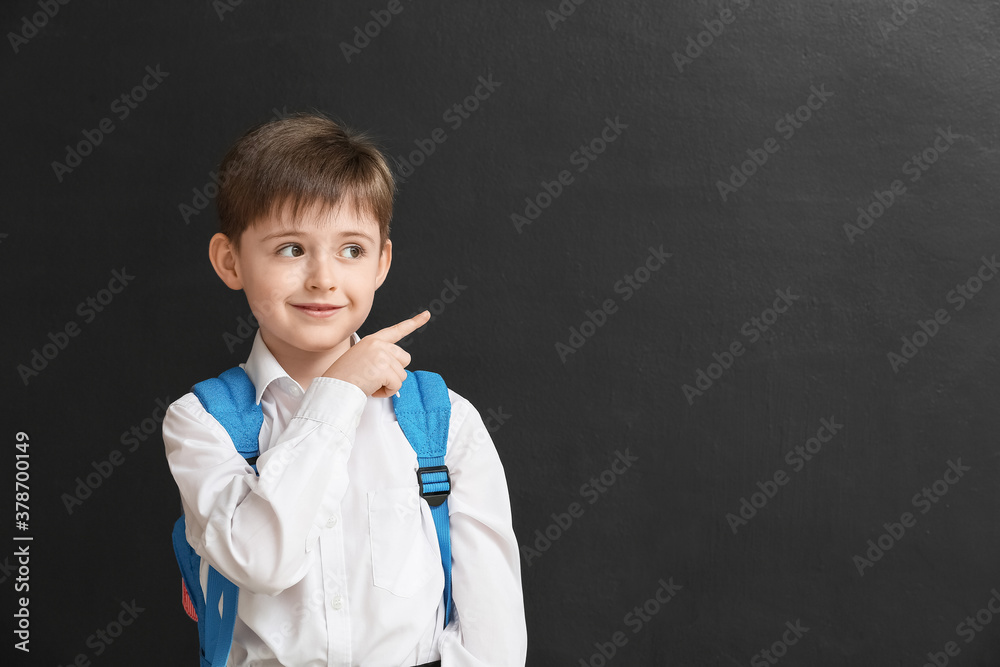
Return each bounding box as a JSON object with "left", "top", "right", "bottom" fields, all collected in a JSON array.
[{"left": 171, "top": 367, "right": 454, "bottom": 667}]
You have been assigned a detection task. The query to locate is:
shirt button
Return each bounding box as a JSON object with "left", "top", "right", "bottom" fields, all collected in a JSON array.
[
  {"left": 326, "top": 516, "right": 338, "bottom": 528},
  {"left": 331, "top": 595, "right": 343, "bottom": 611}
]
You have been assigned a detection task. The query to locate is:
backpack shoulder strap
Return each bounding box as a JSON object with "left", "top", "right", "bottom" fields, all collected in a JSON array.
[
  {"left": 171, "top": 515, "right": 206, "bottom": 639},
  {"left": 392, "top": 370, "right": 454, "bottom": 627},
  {"left": 173, "top": 515, "right": 239, "bottom": 667},
  {"left": 175, "top": 366, "right": 261, "bottom": 666},
  {"left": 192, "top": 366, "right": 263, "bottom": 464}
]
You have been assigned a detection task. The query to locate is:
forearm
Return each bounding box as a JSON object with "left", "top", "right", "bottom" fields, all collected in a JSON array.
[{"left": 165, "top": 377, "right": 366, "bottom": 594}]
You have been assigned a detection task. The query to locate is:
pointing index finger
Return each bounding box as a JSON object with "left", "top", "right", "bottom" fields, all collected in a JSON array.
[{"left": 371, "top": 310, "right": 431, "bottom": 343}]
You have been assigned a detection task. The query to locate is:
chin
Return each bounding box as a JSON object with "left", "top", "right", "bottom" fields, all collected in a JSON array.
[{"left": 298, "top": 335, "right": 353, "bottom": 353}]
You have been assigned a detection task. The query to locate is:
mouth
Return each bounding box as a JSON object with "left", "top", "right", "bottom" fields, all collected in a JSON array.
[{"left": 291, "top": 303, "right": 345, "bottom": 318}]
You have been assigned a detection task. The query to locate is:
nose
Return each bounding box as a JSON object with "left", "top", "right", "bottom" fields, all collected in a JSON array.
[{"left": 306, "top": 253, "right": 338, "bottom": 291}]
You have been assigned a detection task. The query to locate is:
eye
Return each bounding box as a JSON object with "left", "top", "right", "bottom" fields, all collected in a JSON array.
[
  {"left": 277, "top": 244, "right": 304, "bottom": 258},
  {"left": 340, "top": 245, "right": 365, "bottom": 259}
]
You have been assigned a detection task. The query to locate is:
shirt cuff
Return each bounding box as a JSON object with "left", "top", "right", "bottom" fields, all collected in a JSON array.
[{"left": 295, "top": 376, "right": 368, "bottom": 437}]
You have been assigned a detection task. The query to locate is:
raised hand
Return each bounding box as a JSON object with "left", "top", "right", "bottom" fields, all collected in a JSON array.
[{"left": 323, "top": 311, "right": 431, "bottom": 398}]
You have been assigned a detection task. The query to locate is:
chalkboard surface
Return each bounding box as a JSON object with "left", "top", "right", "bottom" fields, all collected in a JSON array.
[{"left": 5, "top": 1, "right": 1000, "bottom": 665}]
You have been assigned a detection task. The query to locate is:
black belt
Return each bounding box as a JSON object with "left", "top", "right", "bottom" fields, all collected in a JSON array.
[{"left": 415, "top": 662, "right": 441, "bottom": 667}]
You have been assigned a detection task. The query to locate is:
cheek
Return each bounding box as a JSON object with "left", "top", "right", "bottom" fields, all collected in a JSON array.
[
  {"left": 245, "top": 267, "right": 302, "bottom": 315},
  {"left": 277, "top": 264, "right": 307, "bottom": 291},
  {"left": 351, "top": 271, "right": 380, "bottom": 299}
]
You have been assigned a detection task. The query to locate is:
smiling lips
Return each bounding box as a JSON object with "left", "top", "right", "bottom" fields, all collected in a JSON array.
[{"left": 292, "top": 303, "right": 345, "bottom": 318}]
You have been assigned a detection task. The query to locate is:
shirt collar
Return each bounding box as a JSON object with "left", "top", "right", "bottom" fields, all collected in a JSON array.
[{"left": 242, "top": 329, "right": 361, "bottom": 405}]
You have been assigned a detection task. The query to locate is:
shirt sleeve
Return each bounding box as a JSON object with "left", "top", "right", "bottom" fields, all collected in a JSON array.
[
  {"left": 163, "top": 376, "right": 367, "bottom": 596},
  {"left": 437, "top": 394, "right": 528, "bottom": 666}
]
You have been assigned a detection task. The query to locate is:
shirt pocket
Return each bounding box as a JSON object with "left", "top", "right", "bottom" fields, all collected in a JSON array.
[{"left": 367, "top": 486, "right": 441, "bottom": 598}]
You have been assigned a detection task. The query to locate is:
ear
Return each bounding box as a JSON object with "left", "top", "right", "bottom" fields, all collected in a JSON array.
[
  {"left": 374, "top": 239, "right": 392, "bottom": 290},
  {"left": 208, "top": 233, "right": 244, "bottom": 290}
]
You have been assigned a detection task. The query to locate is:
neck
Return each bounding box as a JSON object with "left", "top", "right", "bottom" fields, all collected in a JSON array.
[{"left": 260, "top": 332, "right": 354, "bottom": 391}]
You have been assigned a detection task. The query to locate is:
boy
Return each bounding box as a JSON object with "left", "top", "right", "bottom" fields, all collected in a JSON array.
[{"left": 163, "top": 113, "right": 527, "bottom": 666}]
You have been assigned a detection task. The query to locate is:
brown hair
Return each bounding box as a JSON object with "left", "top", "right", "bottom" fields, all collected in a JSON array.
[{"left": 217, "top": 112, "right": 394, "bottom": 250}]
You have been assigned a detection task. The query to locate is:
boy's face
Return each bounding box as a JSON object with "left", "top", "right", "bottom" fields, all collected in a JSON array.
[{"left": 219, "top": 199, "right": 391, "bottom": 367}]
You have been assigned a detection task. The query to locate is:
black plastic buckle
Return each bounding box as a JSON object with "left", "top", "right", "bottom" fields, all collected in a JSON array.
[{"left": 416, "top": 465, "right": 451, "bottom": 507}]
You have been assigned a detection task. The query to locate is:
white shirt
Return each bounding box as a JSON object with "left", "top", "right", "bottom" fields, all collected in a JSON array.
[{"left": 164, "top": 331, "right": 527, "bottom": 666}]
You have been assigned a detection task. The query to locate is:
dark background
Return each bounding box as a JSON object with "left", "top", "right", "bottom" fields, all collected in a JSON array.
[{"left": 4, "top": 1, "right": 1000, "bottom": 665}]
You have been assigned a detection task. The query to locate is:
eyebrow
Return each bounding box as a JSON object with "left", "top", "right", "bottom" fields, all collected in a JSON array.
[
  {"left": 260, "top": 228, "right": 378, "bottom": 244},
  {"left": 339, "top": 228, "right": 378, "bottom": 243},
  {"left": 260, "top": 230, "right": 299, "bottom": 242}
]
